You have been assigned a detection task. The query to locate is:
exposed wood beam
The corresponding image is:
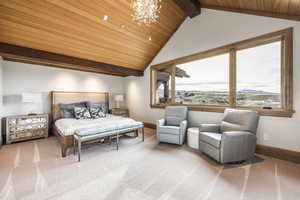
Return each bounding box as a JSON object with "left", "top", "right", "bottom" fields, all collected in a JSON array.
[
  {"left": 0, "top": 43, "right": 144, "bottom": 77},
  {"left": 202, "top": 5, "right": 300, "bottom": 22},
  {"left": 172, "top": 0, "right": 201, "bottom": 18}
]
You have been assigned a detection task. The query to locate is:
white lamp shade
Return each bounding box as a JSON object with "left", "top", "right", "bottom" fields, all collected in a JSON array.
[
  {"left": 114, "top": 94, "right": 124, "bottom": 102},
  {"left": 22, "top": 93, "right": 42, "bottom": 103}
]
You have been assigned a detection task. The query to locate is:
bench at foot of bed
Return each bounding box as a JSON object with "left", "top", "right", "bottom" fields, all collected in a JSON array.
[{"left": 74, "top": 126, "right": 144, "bottom": 162}]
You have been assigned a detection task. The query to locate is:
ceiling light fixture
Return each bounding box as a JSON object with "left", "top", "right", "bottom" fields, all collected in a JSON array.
[
  {"left": 131, "top": 0, "right": 162, "bottom": 25},
  {"left": 103, "top": 15, "right": 109, "bottom": 21}
]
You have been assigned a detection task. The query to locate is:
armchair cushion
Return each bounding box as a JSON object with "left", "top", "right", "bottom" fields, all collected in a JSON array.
[
  {"left": 221, "top": 109, "right": 259, "bottom": 133},
  {"left": 165, "top": 106, "right": 187, "bottom": 126},
  {"left": 199, "top": 124, "right": 220, "bottom": 133},
  {"left": 166, "top": 116, "right": 184, "bottom": 126},
  {"left": 220, "top": 121, "right": 248, "bottom": 133},
  {"left": 158, "top": 126, "right": 180, "bottom": 135},
  {"left": 199, "top": 132, "right": 222, "bottom": 148}
]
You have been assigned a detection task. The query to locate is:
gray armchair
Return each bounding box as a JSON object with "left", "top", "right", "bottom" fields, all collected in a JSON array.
[
  {"left": 156, "top": 106, "right": 188, "bottom": 145},
  {"left": 199, "top": 109, "right": 259, "bottom": 164}
]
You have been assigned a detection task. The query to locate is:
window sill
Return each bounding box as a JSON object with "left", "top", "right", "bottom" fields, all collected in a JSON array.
[{"left": 150, "top": 104, "right": 294, "bottom": 118}]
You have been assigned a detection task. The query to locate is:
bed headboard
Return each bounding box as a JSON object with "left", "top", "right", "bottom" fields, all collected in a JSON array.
[{"left": 51, "top": 91, "right": 109, "bottom": 122}]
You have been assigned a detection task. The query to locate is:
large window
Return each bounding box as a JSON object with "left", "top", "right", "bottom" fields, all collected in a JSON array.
[
  {"left": 150, "top": 28, "right": 294, "bottom": 117},
  {"left": 175, "top": 54, "right": 230, "bottom": 106},
  {"left": 236, "top": 41, "right": 281, "bottom": 108}
]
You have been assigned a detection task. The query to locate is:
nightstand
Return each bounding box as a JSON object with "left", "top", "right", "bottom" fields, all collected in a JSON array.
[
  {"left": 5, "top": 114, "right": 49, "bottom": 144},
  {"left": 111, "top": 108, "right": 129, "bottom": 117}
]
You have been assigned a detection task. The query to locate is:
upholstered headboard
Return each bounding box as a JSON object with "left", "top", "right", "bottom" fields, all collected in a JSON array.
[{"left": 51, "top": 91, "right": 109, "bottom": 122}]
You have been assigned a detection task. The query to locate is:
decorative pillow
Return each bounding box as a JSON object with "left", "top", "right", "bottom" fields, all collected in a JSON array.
[
  {"left": 74, "top": 107, "right": 91, "bottom": 119},
  {"left": 89, "top": 107, "right": 106, "bottom": 119},
  {"left": 59, "top": 102, "right": 87, "bottom": 118},
  {"left": 86, "top": 102, "right": 108, "bottom": 113}
]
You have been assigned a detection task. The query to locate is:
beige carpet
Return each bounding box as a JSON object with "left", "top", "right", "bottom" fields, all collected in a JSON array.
[{"left": 0, "top": 128, "right": 299, "bottom": 200}]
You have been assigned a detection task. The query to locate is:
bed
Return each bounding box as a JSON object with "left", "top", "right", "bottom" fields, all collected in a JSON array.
[{"left": 51, "top": 91, "right": 144, "bottom": 157}]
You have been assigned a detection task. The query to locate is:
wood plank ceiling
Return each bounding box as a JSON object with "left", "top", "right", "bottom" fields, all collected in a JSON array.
[
  {"left": 1, "top": 0, "right": 300, "bottom": 76},
  {"left": 200, "top": 0, "right": 300, "bottom": 21},
  {"left": 0, "top": 0, "right": 186, "bottom": 74}
]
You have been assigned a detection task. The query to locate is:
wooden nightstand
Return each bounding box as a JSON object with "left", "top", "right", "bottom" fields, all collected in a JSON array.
[
  {"left": 5, "top": 114, "right": 49, "bottom": 144},
  {"left": 111, "top": 108, "right": 129, "bottom": 117}
]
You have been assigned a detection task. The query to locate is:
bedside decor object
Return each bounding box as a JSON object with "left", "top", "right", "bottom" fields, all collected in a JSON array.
[
  {"left": 114, "top": 94, "right": 124, "bottom": 109},
  {"left": 6, "top": 114, "right": 49, "bottom": 144},
  {"left": 22, "top": 92, "right": 42, "bottom": 115},
  {"left": 111, "top": 108, "right": 129, "bottom": 117}
]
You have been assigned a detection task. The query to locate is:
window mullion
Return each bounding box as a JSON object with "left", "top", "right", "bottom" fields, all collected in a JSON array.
[
  {"left": 171, "top": 64, "right": 176, "bottom": 104},
  {"left": 229, "top": 49, "right": 237, "bottom": 108}
]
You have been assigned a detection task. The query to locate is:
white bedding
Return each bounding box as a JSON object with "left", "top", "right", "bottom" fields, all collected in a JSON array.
[{"left": 55, "top": 114, "right": 142, "bottom": 136}]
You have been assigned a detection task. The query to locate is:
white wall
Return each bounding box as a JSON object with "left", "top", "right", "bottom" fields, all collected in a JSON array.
[
  {"left": 0, "top": 57, "right": 3, "bottom": 107},
  {"left": 2, "top": 61, "right": 126, "bottom": 116},
  {"left": 0, "top": 57, "right": 3, "bottom": 143},
  {"left": 126, "top": 9, "right": 300, "bottom": 152}
]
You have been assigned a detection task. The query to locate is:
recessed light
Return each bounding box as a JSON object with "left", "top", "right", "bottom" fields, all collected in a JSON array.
[
  {"left": 103, "top": 15, "right": 109, "bottom": 21},
  {"left": 149, "top": 36, "right": 152, "bottom": 41}
]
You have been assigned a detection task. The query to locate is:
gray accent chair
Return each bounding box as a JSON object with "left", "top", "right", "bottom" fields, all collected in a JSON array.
[
  {"left": 199, "top": 109, "right": 260, "bottom": 164},
  {"left": 156, "top": 106, "right": 188, "bottom": 145}
]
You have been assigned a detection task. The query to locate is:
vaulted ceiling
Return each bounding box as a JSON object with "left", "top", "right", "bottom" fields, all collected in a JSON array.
[
  {"left": 0, "top": 0, "right": 300, "bottom": 77},
  {"left": 0, "top": 0, "right": 186, "bottom": 75}
]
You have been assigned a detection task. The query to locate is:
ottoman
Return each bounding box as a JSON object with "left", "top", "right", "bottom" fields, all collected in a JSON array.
[{"left": 187, "top": 127, "right": 199, "bottom": 149}]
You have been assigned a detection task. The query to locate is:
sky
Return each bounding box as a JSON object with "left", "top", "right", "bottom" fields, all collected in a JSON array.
[{"left": 175, "top": 41, "right": 281, "bottom": 93}]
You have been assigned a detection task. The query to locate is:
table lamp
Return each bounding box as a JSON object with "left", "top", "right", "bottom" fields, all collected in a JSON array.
[
  {"left": 114, "top": 94, "right": 124, "bottom": 109},
  {"left": 22, "top": 92, "right": 42, "bottom": 115}
]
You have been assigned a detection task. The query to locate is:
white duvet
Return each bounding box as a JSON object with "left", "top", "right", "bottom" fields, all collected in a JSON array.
[{"left": 55, "top": 115, "right": 142, "bottom": 136}]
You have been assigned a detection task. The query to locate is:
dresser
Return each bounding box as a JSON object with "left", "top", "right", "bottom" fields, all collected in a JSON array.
[
  {"left": 111, "top": 108, "right": 129, "bottom": 117},
  {"left": 6, "top": 114, "right": 49, "bottom": 144}
]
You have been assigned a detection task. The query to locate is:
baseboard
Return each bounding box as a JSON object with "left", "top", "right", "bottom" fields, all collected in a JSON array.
[
  {"left": 143, "top": 122, "right": 300, "bottom": 164},
  {"left": 256, "top": 144, "right": 300, "bottom": 164}
]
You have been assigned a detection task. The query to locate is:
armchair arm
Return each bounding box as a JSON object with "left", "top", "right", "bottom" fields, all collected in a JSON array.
[
  {"left": 220, "top": 131, "right": 257, "bottom": 163},
  {"left": 156, "top": 119, "right": 165, "bottom": 127},
  {"left": 199, "top": 124, "right": 220, "bottom": 133},
  {"left": 179, "top": 120, "right": 188, "bottom": 145},
  {"left": 180, "top": 120, "right": 188, "bottom": 133}
]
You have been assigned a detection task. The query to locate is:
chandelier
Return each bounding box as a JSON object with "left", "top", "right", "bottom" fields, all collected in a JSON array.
[{"left": 131, "top": 0, "right": 162, "bottom": 25}]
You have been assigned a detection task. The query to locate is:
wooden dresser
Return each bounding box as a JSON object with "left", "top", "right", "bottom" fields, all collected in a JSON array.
[{"left": 5, "top": 114, "right": 49, "bottom": 144}]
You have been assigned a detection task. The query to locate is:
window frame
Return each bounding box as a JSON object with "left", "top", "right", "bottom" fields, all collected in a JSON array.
[{"left": 150, "top": 28, "right": 294, "bottom": 117}]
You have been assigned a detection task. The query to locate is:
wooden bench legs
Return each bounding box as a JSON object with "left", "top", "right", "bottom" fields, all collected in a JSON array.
[{"left": 73, "top": 127, "right": 144, "bottom": 162}]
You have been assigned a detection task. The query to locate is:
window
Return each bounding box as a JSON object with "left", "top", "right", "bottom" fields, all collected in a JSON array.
[
  {"left": 150, "top": 28, "right": 293, "bottom": 117},
  {"left": 175, "top": 54, "right": 230, "bottom": 106},
  {"left": 236, "top": 41, "right": 281, "bottom": 108},
  {"left": 152, "top": 66, "right": 172, "bottom": 104}
]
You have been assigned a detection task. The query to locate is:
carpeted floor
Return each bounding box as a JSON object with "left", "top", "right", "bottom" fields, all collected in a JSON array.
[{"left": 0, "top": 128, "right": 299, "bottom": 200}]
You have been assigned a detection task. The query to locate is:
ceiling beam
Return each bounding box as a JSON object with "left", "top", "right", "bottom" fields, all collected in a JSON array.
[
  {"left": 202, "top": 5, "right": 300, "bottom": 22},
  {"left": 172, "top": 0, "right": 201, "bottom": 18},
  {"left": 0, "top": 43, "right": 144, "bottom": 77}
]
